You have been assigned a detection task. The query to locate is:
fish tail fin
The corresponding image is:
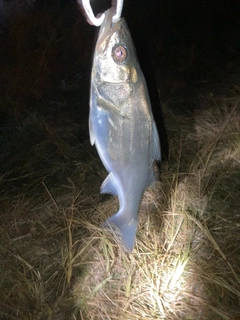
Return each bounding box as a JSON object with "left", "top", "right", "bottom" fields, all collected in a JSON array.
[{"left": 103, "top": 213, "right": 138, "bottom": 251}]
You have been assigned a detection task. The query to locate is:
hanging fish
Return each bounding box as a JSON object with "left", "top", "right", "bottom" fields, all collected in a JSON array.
[{"left": 89, "top": 8, "right": 161, "bottom": 251}]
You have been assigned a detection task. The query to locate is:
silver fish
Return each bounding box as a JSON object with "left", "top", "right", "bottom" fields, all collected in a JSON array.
[{"left": 89, "top": 8, "right": 161, "bottom": 251}]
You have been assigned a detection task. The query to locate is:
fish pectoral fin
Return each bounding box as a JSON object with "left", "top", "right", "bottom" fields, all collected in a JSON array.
[
  {"left": 95, "top": 94, "right": 131, "bottom": 121},
  {"left": 103, "top": 214, "right": 138, "bottom": 251},
  {"left": 96, "top": 97, "right": 129, "bottom": 119},
  {"left": 100, "top": 173, "right": 118, "bottom": 196},
  {"left": 152, "top": 121, "right": 161, "bottom": 161},
  {"left": 96, "top": 97, "right": 117, "bottom": 112}
]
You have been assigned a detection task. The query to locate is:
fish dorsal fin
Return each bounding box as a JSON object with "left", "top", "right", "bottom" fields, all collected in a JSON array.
[
  {"left": 100, "top": 173, "right": 118, "bottom": 196},
  {"left": 89, "top": 118, "right": 95, "bottom": 146},
  {"left": 152, "top": 121, "right": 161, "bottom": 161}
]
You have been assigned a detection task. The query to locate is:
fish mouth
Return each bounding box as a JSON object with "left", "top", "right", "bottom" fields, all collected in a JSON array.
[{"left": 96, "top": 8, "right": 123, "bottom": 49}]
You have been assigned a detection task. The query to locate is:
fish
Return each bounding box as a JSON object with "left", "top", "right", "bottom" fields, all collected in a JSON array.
[{"left": 89, "top": 8, "right": 161, "bottom": 251}]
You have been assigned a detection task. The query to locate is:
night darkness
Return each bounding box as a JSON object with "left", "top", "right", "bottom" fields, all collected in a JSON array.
[
  {"left": 0, "top": 1, "right": 240, "bottom": 319},
  {"left": 0, "top": 0, "right": 240, "bottom": 154}
]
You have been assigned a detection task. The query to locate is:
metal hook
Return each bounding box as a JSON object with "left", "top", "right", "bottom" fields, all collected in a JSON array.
[
  {"left": 79, "top": 0, "right": 105, "bottom": 26},
  {"left": 79, "top": 0, "right": 124, "bottom": 26},
  {"left": 112, "top": 0, "right": 124, "bottom": 23}
]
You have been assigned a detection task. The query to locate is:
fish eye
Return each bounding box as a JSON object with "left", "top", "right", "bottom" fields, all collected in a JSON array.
[{"left": 112, "top": 45, "right": 127, "bottom": 63}]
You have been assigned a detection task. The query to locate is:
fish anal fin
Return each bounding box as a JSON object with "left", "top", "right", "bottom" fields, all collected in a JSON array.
[
  {"left": 148, "top": 168, "right": 156, "bottom": 187},
  {"left": 100, "top": 173, "right": 118, "bottom": 196}
]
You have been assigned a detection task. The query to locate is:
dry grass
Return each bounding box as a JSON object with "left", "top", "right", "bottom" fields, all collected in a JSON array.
[{"left": 0, "top": 94, "right": 239, "bottom": 320}]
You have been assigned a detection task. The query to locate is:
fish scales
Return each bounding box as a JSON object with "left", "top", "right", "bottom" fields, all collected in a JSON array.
[{"left": 89, "top": 8, "right": 161, "bottom": 251}]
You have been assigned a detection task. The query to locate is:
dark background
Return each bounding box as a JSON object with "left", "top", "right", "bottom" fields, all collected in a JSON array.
[
  {"left": 1, "top": 0, "right": 240, "bottom": 107},
  {"left": 0, "top": 0, "right": 240, "bottom": 156}
]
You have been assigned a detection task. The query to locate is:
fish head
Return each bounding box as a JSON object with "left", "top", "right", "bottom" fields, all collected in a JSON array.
[{"left": 93, "top": 8, "right": 138, "bottom": 85}]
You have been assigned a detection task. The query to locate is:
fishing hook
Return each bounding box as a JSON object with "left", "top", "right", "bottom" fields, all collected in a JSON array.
[
  {"left": 112, "top": 0, "right": 124, "bottom": 23},
  {"left": 79, "top": 0, "right": 124, "bottom": 26}
]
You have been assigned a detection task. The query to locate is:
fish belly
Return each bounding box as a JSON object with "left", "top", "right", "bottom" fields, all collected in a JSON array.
[{"left": 90, "top": 88, "right": 155, "bottom": 250}]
